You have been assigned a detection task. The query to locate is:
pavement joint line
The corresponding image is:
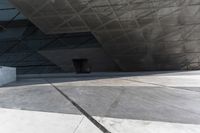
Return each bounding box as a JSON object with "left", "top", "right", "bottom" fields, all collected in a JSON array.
[
  {"left": 123, "top": 79, "right": 200, "bottom": 116},
  {"left": 123, "top": 78, "right": 200, "bottom": 93},
  {"left": 104, "top": 88, "right": 125, "bottom": 117},
  {"left": 45, "top": 79, "right": 111, "bottom": 133},
  {"left": 73, "top": 117, "right": 84, "bottom": 133}
]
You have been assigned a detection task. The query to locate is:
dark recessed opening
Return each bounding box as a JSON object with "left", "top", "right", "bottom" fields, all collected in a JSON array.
[
  {"left": 0, "top": 25, "right": 5, "bottom": 31},
  {"left": 72, "top": 59, "right": 91, "bottom": 74}
]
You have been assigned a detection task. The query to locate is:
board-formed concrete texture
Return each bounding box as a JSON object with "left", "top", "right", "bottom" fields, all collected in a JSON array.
[
  {"left": 0, "top": 66, "right": 16, "bottom": 86},
  {"left": 1, "top": 71, "right": 200, "bottom": 132},
  {"left": 9, "top": 0, "right": 200, "bottom": 71}
]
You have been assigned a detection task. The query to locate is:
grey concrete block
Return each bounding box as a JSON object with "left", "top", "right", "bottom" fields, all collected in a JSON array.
[{"left": 0, "top": 66, "right": 16, "bottom": 86}]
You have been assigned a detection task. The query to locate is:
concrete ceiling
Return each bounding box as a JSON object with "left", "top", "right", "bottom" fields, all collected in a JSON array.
[
  {"left": 8, "top": 0, "right": 200, "bottom": 71},
  {"left": 0, "top": 0, "right": 101, "bottom": 74},
  {"left": 0, "top": 0, "right": 26, "bottom": 29}
]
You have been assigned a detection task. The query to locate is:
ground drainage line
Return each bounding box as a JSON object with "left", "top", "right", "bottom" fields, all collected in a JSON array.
[{"left": 46, "top": 79, "right": 111, "bottom": 133}]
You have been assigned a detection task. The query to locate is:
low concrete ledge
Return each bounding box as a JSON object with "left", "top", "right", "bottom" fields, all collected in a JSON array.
[{"left": 0, "top": 66, "right": 16, "bottom": 86}]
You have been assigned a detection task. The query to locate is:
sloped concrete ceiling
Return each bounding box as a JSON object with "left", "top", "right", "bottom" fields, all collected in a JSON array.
[{"left": 9, "top": 0, "right": 200, "bottom": 71}]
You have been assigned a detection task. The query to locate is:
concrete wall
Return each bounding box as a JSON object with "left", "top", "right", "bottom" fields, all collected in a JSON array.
[
  {"left": 39, "top": 48, "right": 120, "bottom": 72},
  {"left": 0, "top": 66, "right": 16, "bottom": 86}
]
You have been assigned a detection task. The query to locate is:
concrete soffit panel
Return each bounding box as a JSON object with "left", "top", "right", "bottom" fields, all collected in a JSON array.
[{"left": 9, "top": 0, "right": 200, "bottom": 71}]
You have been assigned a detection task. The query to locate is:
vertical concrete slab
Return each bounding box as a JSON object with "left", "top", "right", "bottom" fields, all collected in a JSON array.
[
  {"left": 0, "top": 66, "right": 16, "bottom": 86},
  {"left": 39, "top": 48, "right": 120, "bottom": 72}
]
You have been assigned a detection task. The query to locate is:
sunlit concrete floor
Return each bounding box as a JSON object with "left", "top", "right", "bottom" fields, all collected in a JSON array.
[{"left": 0, "top": 71, "right": 200, "bottom": 133}]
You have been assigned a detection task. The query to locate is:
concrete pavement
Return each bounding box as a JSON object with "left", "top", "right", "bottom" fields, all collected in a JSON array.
[{"left": 0, "top": 71, "right": 200, "bottom": 132}]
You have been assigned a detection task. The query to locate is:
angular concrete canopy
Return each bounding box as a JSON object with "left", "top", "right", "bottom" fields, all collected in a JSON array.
[{"left": 9, "top": 0, "right": 200, "bottom": 71}]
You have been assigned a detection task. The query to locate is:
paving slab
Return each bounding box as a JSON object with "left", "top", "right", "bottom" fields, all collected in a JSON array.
[
  {"left": 0, "top": 79, "right": 79, "bottom": 114},
  {"left": 0, "top": 108, "right": 199, "bottom": 133},
  {"left": 96, "top": 117, "right": 200, "bottom": 133},
  {"left": 0, "top": 108, "right": 101, "bottom": 133},
  {"left": 57, "top": 86, "right": 200, "bottom": 124}
]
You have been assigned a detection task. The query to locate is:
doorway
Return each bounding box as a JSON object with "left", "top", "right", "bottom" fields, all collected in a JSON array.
[{"left": 72, "top": 59, "right": 91, "bottom": 73}]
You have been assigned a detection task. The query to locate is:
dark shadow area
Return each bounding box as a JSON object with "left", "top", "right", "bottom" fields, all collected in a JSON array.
[{"left": 73, "top": 59, "right": 91, "bottom": 74}]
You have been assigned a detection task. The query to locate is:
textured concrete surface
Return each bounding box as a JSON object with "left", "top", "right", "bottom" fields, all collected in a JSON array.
[
  {"left": 0, "top": 108, "right": 200, "bottom": 133},
  {"left": 96, "top": 117, "right": 200, "bottom": 133},
  {"left": 0, "top": 78, "right": 79, "bottom": 114},
  {"left": 0, "top": 108, "right": 101, "bottom": 133},
  {"left": 0, "top": 66, "right": 16, "bottom": 86},
  {"left": 1, "top": 71, "right": 200, "bottom": 132},
  {"left": 39, "top": 48, "right": 120, "bottom": 72},
  {"left": 9, "top": 0, "right": 200, "bottom": 71}
]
